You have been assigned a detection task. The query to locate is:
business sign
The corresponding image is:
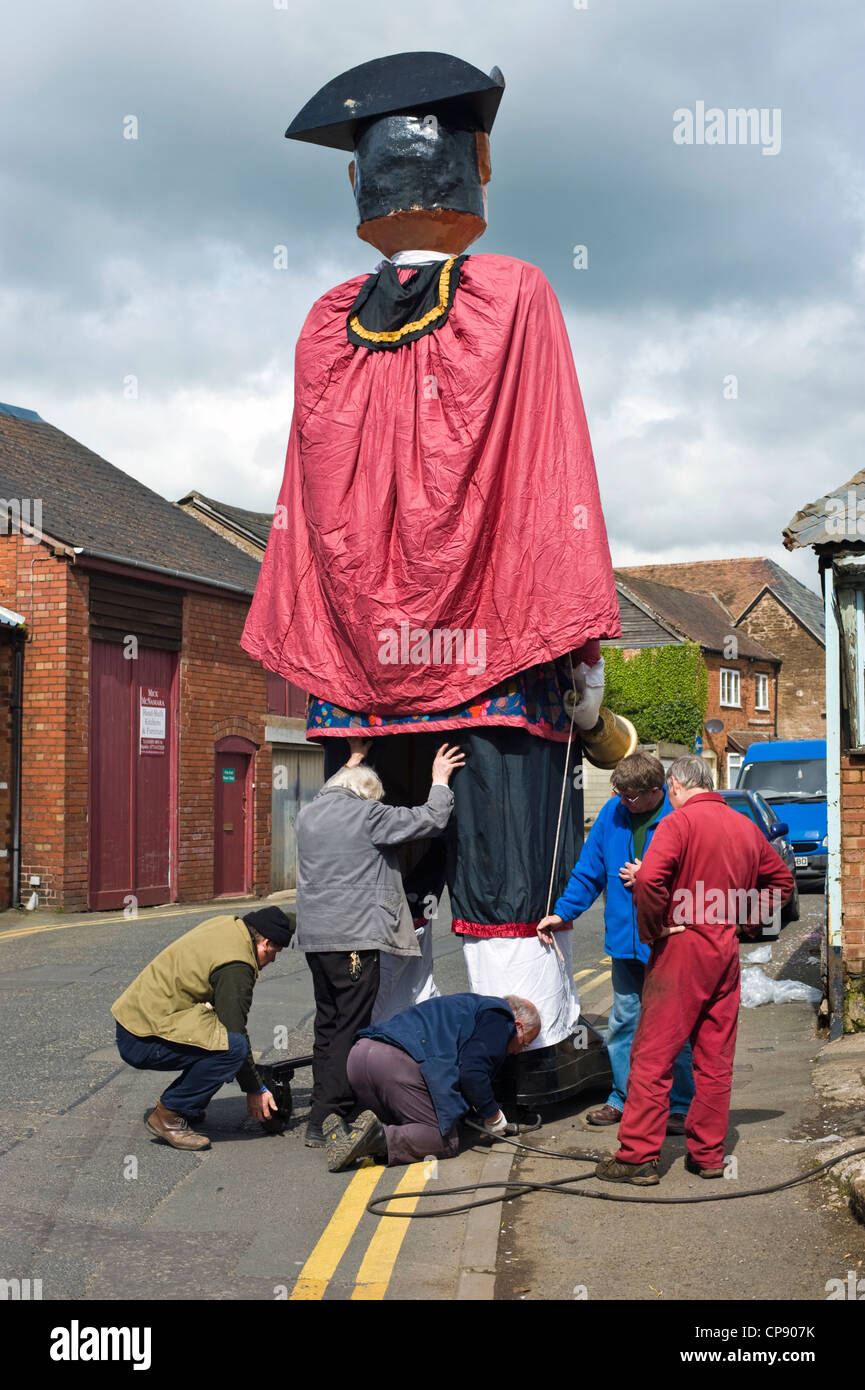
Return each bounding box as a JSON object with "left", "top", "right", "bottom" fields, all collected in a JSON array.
[
  {"left": 139, "top": 687, "right": 167, "bottom": 755},
  {"left": 222, "top": 767, "right": 236, "bottom": 783}
]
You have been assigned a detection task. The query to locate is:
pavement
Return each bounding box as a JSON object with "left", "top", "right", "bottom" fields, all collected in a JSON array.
[
  {"left": 496, "top": 893, "right": 865, "bottom": 1302},
  {"left": 1, "top": 887, "right": 863, "bottom": 1305}
]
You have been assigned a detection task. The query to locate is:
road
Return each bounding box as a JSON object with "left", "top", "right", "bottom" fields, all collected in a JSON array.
[{"left": 0, "top": 888, "right": 861, "bottom": 1304}]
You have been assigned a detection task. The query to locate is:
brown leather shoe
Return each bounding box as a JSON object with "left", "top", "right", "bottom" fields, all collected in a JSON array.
[
  {"left": 666, "top": 1112, "right": 688, "bottom": 1136},
  {"left": 586, "top": 1104, "right": 623, "bottom": 1126},
  {"left": 145, "top": 1101, "right": 211, "bottom": 1151}
]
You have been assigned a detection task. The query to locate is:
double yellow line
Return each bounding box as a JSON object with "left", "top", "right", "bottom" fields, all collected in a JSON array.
[
  {"left": 289, "top": 1160, "right": 428, "bottom": 1301},
  {"left": 574, "top": 965, "right": 612, "bottom": 997},
  {"left": 290, "top": 953, "right": 613, "bottom": 1301}
]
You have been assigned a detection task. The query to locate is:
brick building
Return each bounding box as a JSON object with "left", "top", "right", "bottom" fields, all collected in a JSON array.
[
  {"left": 615, "top": 572, "right": 780, "bottom": 786},
  {"left": 0, "top": 402, "right": 275, "bottom": 912},
  {"left": 784, "top": 474, "right": 865, "bottom": 1031},
  {"left": 0, "top": 604, "right": 26, "bottom": 907},
  {"left": 175, "top": 492, "right": 324, "bottom": 892},
  {"left": 620, "top": 559, "right": 825, "bottom": 748}
]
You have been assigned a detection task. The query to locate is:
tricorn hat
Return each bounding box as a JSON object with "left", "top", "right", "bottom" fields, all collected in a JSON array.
[{"left": 286, "top": 51, "right": 505, "bottom": 151}]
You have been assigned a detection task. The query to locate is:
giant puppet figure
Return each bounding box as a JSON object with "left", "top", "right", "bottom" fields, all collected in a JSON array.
[{"left": 242, "top": 53, "right": 632, "bottom": 1065}]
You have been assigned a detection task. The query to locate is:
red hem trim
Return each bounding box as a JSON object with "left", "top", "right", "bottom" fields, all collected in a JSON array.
[
  {"left": 306, "top": 714, "right": 576, "bottom": 743},
  {"left": 451, "top": 918, "right": 573, "bottom": 939}
]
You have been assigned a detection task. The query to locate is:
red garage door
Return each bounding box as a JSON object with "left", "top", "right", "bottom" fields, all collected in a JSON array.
[{"left": 89, "top": 639, "right": 177, "bottom": 910}]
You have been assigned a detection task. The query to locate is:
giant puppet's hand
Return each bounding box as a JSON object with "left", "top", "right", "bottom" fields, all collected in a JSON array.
[{"left": 565, "top": 656, "right": 606, "bottom": 732}]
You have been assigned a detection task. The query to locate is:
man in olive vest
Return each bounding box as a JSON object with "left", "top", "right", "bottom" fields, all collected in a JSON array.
[{"left": 112, "top": 906, "right": 295, "bottom": 1150}]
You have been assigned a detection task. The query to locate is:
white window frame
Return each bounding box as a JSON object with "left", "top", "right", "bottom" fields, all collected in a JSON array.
[
  {"left": 720, "top": 667, "right": 741, "bottom": 708},
  {"left": 755, "top": 672, "right": 770, "bottom": 711},
  {"left": 726, "top": 752, "right": 743, "bottom": 788}
]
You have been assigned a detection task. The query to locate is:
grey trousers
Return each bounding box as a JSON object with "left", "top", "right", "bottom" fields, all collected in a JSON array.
[{"left": 346, "top": 1037, "right": 460, "bottom": 1166}]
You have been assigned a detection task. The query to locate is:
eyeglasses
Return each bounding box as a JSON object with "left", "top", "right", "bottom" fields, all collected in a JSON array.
[{"left": 620, "top": 788, "right": 661, "bottom": 804}]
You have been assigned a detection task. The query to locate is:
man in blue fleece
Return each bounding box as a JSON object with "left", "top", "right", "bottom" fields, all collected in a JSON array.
[
  {"left": 323, "top": 993, "right": 540, "bottom": 1170},
  {"left": 536, "top": 752, "right": 695, "bottom": 1129}
]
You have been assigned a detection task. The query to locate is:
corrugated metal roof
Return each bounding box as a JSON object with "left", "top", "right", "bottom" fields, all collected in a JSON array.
[
  {"left": 0, "top": 604, "right": 26, "bottom": 629},
  {"left": 783, "top": 472, "right": 865, "bottom": 552}
]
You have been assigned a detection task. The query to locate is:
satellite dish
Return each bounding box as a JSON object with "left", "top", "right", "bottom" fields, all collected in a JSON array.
[{"left": 705, "top": 718, "right": 724, "bottom": 734}]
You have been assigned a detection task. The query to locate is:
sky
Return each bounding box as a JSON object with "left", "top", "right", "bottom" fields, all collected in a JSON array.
[{"left": 2, "top": 0, "right": 864, "bottom": 594}]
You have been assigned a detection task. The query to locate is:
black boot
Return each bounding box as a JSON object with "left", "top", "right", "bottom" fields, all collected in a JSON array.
[{"left": 324, "top": 1110, "right": 388, "bottom": 1172}]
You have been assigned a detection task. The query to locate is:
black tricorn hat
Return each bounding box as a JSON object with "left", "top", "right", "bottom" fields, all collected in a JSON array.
[{"left": 286, "top": 51, "right": 505, "bottom": 152}]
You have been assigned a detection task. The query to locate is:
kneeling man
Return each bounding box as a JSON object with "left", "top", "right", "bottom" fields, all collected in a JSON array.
[
  {"left": 112, "top": 906, "right": 295, "bottom": 1150},
  {"left": 324, "top": 992, "right": 540, "bottom": 1171}
]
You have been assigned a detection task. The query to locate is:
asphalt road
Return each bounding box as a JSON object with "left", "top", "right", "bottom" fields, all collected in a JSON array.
[
  {"left": 0, "top": 892, "right": 504, "bottom": 1302},
  {"left": 2, "top": 888, "right": 860, "bottom": 1307}
]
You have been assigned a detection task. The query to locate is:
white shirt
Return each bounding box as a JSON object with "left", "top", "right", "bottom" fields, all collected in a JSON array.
[{"left": 372, "top": 249, "right": 453, "bottom": 274}]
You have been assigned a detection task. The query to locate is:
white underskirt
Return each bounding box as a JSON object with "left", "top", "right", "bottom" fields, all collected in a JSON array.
[
  {"left": 372, "top": 920, "right": 440, "bottom": 1023},
  {"left": 461, "top": 931, "right": 581, "bottom": 1049}
]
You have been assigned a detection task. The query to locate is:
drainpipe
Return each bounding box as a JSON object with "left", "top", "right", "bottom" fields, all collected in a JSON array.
[
  {"left": 10, "top": 635, "right": 24, "bottom": 909},
  {"left": 824, "top": 563, "right": 844, "bottom": 1039}
]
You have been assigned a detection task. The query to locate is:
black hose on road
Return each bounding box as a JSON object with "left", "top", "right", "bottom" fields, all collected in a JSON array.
[{"left": 364, "top": 1126, "right": 865, "bottom": 1219}]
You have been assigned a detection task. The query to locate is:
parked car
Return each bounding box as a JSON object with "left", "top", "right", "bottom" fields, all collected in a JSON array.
[
  {"left": 736, "top": 739, "right": 827, "bottom": 888},
  {"left": 718, "top": 788, "right": 801, "bottom": 934}
]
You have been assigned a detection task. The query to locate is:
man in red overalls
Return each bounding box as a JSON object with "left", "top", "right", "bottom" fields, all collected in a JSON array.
[{"left": 596, "top": 755, "right": 794, "bottom": 1185}]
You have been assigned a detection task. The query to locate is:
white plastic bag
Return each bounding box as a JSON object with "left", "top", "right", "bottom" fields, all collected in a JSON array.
[
  {"left": 740, "top": 967, "right": 777, "bottom": 1008},
  {"left": 745, "top": 945, "right": 773, "bottom": 964},
  {"left": 740, "top": 965, "right": 822, "bottom": 1008}
]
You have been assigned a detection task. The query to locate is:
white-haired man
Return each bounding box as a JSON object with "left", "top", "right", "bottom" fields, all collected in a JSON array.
[
  {"left": 324, "top": 992, "right": 541, "bottom": 1171},
  {"left": 296, "top": 738, "right": 464, "bottom": 1146}
]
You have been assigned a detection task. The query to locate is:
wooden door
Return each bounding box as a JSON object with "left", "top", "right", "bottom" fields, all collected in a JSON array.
[
  {"left": 89, "top": 639, "right": 176, "bottom": 909},
  {"left": 214, "top": 750, "right": 251, "bottom": 896}
]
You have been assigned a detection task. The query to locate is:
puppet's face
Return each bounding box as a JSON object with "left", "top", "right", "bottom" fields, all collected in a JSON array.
[{"left": 348, "top": 115, "right": 491, "bottom": 257}]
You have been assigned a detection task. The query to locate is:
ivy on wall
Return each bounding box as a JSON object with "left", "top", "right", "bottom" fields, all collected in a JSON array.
[{"left": 603, "top": 642, "right": 708, "bottom": 747}]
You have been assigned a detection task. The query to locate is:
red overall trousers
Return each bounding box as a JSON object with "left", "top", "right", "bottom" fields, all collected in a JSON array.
[
  {"left": 615, "top": 791, "right": 793, "bottom": 1169},
  {"left": 615, "top": 927, "right": 740, "bottom": 1168}
]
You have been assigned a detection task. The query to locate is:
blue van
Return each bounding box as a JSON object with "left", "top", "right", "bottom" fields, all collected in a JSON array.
[{"left": 736, "top": 739, "right": 827, "bottom": 885}]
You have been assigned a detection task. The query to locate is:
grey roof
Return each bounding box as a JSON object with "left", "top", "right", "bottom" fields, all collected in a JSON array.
[
  {"left": 783, "top": 472, "right": 865, "bottom": 554},
  {"left": 0, "top": 402, "right": 43, "bottom": 423},
  {"left": 177, "top": 492, "right": 272, "bottom": 549},
  {"left": 738, "top": 558, "right": 825, "bottom": 645},
  {"left": 0, "top": 409, "right": 262, "bottom": 595},
  {"left": 612, "top": 582, "right": 684, "bottom": 648},
  {"left": 614, "top": 572, "right": 780, "bottom": 660}
]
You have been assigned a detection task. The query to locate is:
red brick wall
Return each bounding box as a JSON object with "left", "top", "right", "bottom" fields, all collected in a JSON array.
[
  {"left": 178, "top": 591, "right": 271, "bottom": 902},
  {"left": 702, "top": 651, "right": 778, "bottom": 784},
  {"left": 0, "top": 637, "right": 13, "bottom": 906},
  {"left": 0, "top": 535, "right": 90, "bottom": 910},
  {"left": 0, "top": 534, "right": 272, "bottom": 912},
  {"left": 737, "top": 593, "right": 825, "bottom": 740},
  {"left": 841, "top": 755, "right": 865, "bottom": 976}
]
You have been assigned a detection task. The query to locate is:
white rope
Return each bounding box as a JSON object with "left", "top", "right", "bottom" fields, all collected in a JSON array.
[{"left": 543, "top": 655, "right": 581, "bottom": 967}]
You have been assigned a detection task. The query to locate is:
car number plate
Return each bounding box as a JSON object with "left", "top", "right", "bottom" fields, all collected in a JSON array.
[{"left": 794, "top": 856, "right": 808, "bottom": 868}]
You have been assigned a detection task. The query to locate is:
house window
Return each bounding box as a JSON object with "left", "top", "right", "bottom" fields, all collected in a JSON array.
[
  {"left": 727, "top": 752, "right": 743, "bottom": 788},
  {"left": 720, "top": 668, "right": 740, "bottom": 707},
  {"left": 755, "top": 673, "right": 770, "bottom": 710}
]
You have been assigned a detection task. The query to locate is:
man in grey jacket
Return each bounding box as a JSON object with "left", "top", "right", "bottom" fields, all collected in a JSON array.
[{"left": 296, "top": 737, "right": 464, "bottom": 1146}]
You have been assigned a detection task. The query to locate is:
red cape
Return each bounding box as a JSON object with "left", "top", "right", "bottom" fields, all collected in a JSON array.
[{"left": 242, "top": 254, "right": 620, "bottom": 714}]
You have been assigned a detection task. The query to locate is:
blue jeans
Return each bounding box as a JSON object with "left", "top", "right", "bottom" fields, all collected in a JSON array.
[
  {"left": 115, "top": 1021, "right": 248, "bottom": 1117},
  {"left": 604, "top": 958, "right": 695, "bottom": 1114}
]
